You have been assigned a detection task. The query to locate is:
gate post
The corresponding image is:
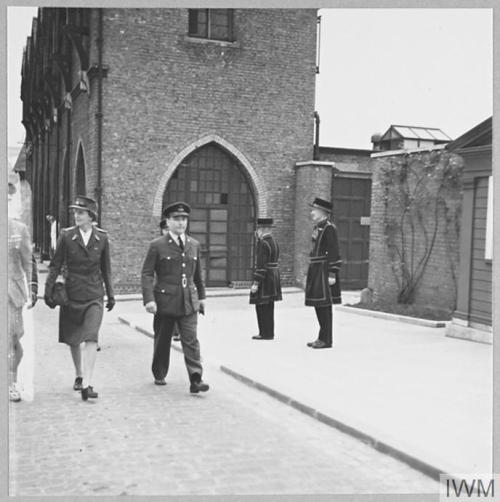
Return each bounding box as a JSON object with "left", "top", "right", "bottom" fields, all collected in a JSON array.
[{"left": 294, "top": 160, "right": 335, "bottom": 288}]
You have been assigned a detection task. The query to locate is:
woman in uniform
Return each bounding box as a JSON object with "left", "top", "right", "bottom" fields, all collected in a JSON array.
[{"left": 44, "top": 196, "right": 115, "bottom": 401}]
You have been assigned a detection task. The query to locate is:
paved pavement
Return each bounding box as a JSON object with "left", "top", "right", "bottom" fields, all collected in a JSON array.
[
  {"left": 9, "top": 297, "right": 439, "bottom": 496},
  {"left": 116, "top": 291, "right": 492, "bottom": 479}
]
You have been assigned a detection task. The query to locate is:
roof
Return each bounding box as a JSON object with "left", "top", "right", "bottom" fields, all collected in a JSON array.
[
  {"left": 383, "top": 125, "right": 452, "bottom": 142},
  {"left": 446, "top": 117, "right": 492, "bottom": 151},
  {"left": 319, "top": 146, "right": 373, "bottom": 156}
]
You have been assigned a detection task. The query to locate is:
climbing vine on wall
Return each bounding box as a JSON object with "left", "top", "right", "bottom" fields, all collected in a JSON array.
[{"left": 381, "top": 150, "right": 463, "bottom": 305}]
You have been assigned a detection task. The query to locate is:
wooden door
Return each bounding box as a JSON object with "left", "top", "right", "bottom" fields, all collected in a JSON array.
[
  {"left": 163, "top": 143, "right": 255, "bottom": 286},
  {"left": 332, "top": 176, "right": 371, "bottom": 290}
]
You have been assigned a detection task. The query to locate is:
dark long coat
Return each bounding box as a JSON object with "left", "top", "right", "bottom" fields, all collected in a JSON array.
[
  {"left": 141, "top": 234, "right": 206, "bottom": 317},
  {"left": 305, "top": 219, "right": 342, "bottom": 307},
  {"left": 250, "top": 233, "right": 282, "bottom": 305}
]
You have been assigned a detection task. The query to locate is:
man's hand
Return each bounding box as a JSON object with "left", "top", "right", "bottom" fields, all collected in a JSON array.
[
  {"left": 145, "top": 301, "right": 157, "bottom": 314},
  {"left": 328, "top": 276, "right": 336, "bottom": 286},
  {"left": 106, "top": 297, "right": 116, "bottom": 311},
  {"left": 199, "top": 300, "right": 205, "bottom": 316},
  {"left": 250, "top": 283, "right": 258, "bottom": 294}
]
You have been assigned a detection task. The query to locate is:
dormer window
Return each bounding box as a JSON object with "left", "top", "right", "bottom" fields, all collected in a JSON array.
[{"left": 188, "top": 9, "right": 234, "bottom": 42}]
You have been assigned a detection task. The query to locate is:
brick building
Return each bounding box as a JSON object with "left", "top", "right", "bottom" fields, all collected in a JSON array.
[{"left": 21, "top": 8, "right": 322, "bottom": 292}]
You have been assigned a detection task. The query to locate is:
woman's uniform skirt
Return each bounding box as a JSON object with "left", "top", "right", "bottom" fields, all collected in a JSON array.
[{"left": 59, "top": 298, "right": 104, "bottom": 346}]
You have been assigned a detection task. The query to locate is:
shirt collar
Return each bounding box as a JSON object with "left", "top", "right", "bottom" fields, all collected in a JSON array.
[{"left": 168, "top": 231, "right": 185, "bottom": 244}]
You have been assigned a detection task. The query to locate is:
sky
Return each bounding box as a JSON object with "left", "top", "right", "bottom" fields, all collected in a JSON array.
[{"left": 6, "top": 6, "right": 493, "bottom": 160}]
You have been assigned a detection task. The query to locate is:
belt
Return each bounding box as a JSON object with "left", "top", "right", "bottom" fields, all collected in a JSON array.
[{"left": 309, "top": 256, "right": 327, "bottom": 263}]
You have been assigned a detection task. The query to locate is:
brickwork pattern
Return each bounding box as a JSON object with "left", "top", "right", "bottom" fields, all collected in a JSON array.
[
  {"left": 98, "top": 8, "right": 317, "bottom": 291},
  {"left": 368, "top": 151, "right": 463, "bottom": 311}
]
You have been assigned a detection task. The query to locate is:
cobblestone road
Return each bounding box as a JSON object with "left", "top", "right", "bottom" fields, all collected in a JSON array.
[{"left": 9, "top": 304, "right": 438, "bottom": 496}]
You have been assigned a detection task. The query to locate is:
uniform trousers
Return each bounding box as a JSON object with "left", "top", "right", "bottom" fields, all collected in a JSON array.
[
  {"left": 255, "top": 302, "right": 275, "bottom": 339},
  {"left": 315, "top": 305, "right": 332, "bottom": 346},
  {"left": 152, "top": 312, "right": 203, "bottom": 382}
]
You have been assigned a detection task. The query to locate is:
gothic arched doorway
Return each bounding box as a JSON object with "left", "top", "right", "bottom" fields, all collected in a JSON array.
[
  {"left": 163, "top": 143, "right": 255, "bottom": 286},
  {"left": 75, "top": 144, "right": 87, "bottom": 196}
]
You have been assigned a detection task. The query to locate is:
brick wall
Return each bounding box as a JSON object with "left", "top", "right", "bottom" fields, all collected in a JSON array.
[
  {"left": 319, "top": 147, "right": 373, "bottom": 174},
  {"left": 368, "top": 149, "right": 463, "bottom": 312},
  {"left": 97, "top": 8, "right": 317, "bottom": 292}
]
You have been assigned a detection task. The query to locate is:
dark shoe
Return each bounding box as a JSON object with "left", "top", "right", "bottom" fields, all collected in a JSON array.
[
  {"left": 252, "top": 335, "right": 273, "bottom": 340},
  {"left": 190, "top": 381, "right": 209, "bottom": 393},
  {"left": 310, "top": 340, "right": 332, "bottom": 349},
  {"left": 87, "top": 386, "right": 98, "bottom": 398},
  {"left": 81, "top": 386, "right": 98, "bottom": 401},
  {"left": 73, "top": 377, "right": 83, "bottom": 391},
  {"left": 173, "top": 334, "right": 181, "bottom": 341},
  {"left": 154, "top": 378, "right": 166, "bottom": 386},
  {"left": 306, "top": 340, "right": 318, "bottom": 347}
]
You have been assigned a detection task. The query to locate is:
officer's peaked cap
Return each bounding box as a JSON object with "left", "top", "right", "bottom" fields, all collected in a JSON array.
[
  {"left": 163, "top": 201, "right": 191, "bottom": 219},
  {"left": 69, "top": 195, "right": 98, "bottom": 219}
]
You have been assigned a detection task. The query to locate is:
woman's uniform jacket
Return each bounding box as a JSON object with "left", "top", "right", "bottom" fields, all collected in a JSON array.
[{"left": 45, "top": 225, "right": 114, "bottom": 303}]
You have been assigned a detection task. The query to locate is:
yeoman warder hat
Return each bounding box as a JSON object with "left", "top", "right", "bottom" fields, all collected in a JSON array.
[
  {"left": 309, "top": 197, "right": 333, "bottom": 213},
  {"left": 163, "top": 201, "right": 191, "bottom": 219},
  {"left": 69, "top": 195, "right": 98, "bottom": 219},
  {"left": 256, "top": 218, "right": 274, "bottom": 227}
]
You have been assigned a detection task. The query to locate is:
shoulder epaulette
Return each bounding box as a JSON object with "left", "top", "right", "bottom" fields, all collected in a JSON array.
[
  {"left": 95, "top": 226, "right": 107, "bottom": 233},
  {"left": 62, "top": 225, "right": 76, "bottom": 232}
]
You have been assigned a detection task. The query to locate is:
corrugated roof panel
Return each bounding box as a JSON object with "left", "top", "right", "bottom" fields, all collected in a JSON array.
[
  {"left": 410, "top": 128, "right": 435, "bottom": 140},
  {"left": 429, "top": 129, "right": 452, "bottom": 141},
  {"left": 393, "top": 126, "right": 419, "bottom": 139}
]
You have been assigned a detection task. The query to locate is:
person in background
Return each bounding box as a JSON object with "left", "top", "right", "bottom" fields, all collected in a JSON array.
[
  {"left": 8, "top": 181, "right": 37, "bottom": 402},
  {"left": 141, "top": 202, "right": 208, "bottom": 393},
  {"left": 44, "top": 196, "right": 115, "bottom": 401},
  {"left": 46, "top": 214, "right": 58, "bottom": 260},
  {"left": 305, "top": 197, "right": 342, "bottom": 349},
  {"left": 250, "top": 218, "right": 282, "bottom": 340}
]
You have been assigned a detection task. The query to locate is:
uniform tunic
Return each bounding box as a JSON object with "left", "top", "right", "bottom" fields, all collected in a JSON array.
[
  {"left": 141, "top": 234, "right": 205, "bottom": 315},
  {"left": 141, "top": 233, "right": 206, "bottom": 381},
  {"left": 45, "top": 225, "right": 114, "bottom": 346},
  {"left": 305, "top": 219, "right": 342, "bottom": 307},
  {"left": 249, "top": 234, "right": 282, "bottom": 305}
]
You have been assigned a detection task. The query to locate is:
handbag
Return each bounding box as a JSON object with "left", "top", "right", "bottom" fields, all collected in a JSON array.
[
  {"left": 52, "top": 280, "right": 69, "bottom": 306},
  {"left": 52, "top": 247, "right": 69, "bottom": 307}
]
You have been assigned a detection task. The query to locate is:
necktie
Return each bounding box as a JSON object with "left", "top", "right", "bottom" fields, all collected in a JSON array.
[{"left": 178, "top": 236, "right": 184, "bottom": 251}]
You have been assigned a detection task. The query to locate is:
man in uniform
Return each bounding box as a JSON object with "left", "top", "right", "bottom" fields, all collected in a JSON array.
[
  {"left": 305, "top": 197, "right": 342, "bottom": 349},
  {"left": 141, "top": 202, "right": 208, "bottom": 393},
  {"left": 8, "top": 181, "right": 37, "bottom": 402},
  {"left": 250, "top": 218, "right": 282, "bottom": 340}
]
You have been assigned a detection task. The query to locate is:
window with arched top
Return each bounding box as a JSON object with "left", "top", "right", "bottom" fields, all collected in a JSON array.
[{"left": 75, "top": 144, "right": 86, "bottom": 196}]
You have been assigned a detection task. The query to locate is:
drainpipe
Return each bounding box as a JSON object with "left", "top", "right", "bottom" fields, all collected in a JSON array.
[
  {"left": 95, "top": 8, "right": 104, "bottom": 225},
  {"left": 313, "top": 111, "right": 320, "bottom": 160}
]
